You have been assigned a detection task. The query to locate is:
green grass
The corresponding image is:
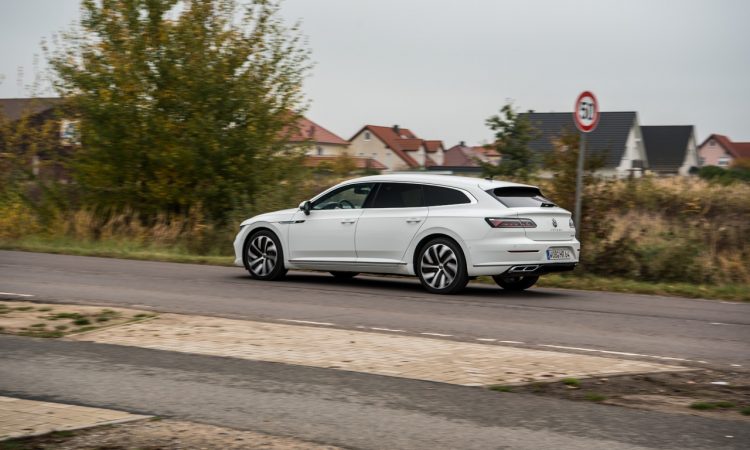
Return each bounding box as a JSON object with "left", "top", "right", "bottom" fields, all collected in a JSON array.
[
  {"left": 562, "top": 378, "right": 581, "bottom": 387},
  {"left": 584, "top": 393, "right": 607, "bottom": 402},
  {"left": 740, "top": 406, "right": 750, "bottom": 416},
  {"left": 689, "top": 401, "right": 736, "bottom": 411},
  {"left": 0, "top": 236, "right": 233, "bottom": 266},
  {"left": 537, "top": 274, "right": 749, "bottom": 302},
  {"left": 489, "top": 385, "right": 512, "bottom": 393},
  {"left": 2, "top": 237, "right": 747, "bottom": 301}
]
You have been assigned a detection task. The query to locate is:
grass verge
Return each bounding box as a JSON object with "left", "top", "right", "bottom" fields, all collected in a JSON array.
[
  {"left": 0, "top": 236, "right": 233, "bottom": 266},
  {"left": 2, "top": 236, "right": 747, "bottom": 301},
  {"left": 536, "top": 274, "right": 749, "bottom": 302}
]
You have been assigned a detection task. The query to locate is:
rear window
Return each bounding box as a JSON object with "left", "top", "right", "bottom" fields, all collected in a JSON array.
[
  {"left": 486, "top": 187, "right": 556, "bottom": 208},
  {"left": 424, "top": 185, "right": 471, "bottom": 206},
  {"left": 370, "top": 183, "right": 424, "bottom": 208}
]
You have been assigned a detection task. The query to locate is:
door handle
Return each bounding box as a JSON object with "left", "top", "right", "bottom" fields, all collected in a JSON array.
[
  {"left": 341, "top": 219, "right": 357, "bottom": 224},
  {"left": 406, "top": 218, "right": 422, "bottom": 223}
]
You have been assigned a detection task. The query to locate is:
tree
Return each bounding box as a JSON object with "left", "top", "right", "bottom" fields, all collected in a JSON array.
[
  {"left": 541, "top": 129, "right": 605, "bottom": 211},
  {"left": 48, "top": 0, "right": 311, "bottom": 224},
  {"left": 481, "top": 104, "right": 538, "bottom": 181}
]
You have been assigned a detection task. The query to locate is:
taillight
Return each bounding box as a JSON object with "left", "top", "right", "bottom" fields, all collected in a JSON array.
[{"left": 485, "top": 218, "right": 537, "bottom": 228}]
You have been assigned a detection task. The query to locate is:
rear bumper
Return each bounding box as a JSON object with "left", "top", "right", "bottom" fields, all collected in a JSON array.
[
  {"left": 466, "top": 236, "right": 580, "bottom": 276},
  {"left": 498, "top": 262, "right": 577, "bottom": 278}
]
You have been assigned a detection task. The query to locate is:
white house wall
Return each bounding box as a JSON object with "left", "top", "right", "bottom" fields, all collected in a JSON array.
[
  {"left": 679, "top": 133, "right": 698, "bottom": 176},
  {"left": 615, "top": 118, "right": 647, "bottom": 177},
  {"left": 349, "top": 131, "right": 410, "bottom": 171}
]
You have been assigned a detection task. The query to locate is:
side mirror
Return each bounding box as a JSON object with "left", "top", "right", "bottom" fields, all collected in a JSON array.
[{"left": 299, "top": 200, "right": 311, "bottom": 216}]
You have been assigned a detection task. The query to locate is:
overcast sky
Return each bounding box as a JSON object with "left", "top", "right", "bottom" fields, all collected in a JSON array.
[{"left": 1, "top": 0, "right": 748, "bottom": 145}]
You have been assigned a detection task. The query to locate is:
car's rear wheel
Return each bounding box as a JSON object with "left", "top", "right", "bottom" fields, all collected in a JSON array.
[
  {"left": 330, "top": 271, "right": 358, "bottom": 279},
  {"left": 493, "top": 275, "right": 539, "bottom": 291},
  {"left": 244, "top": 230, "right": 287, "bottom": 281},
  {"left": 416, "top": 238, "right": 469, "bottom": 294}
]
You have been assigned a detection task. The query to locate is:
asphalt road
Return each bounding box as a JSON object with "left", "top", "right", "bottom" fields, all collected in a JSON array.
[
  {"left": 1, "top": 250, "right": 748, "bottom": 368},
  {"left": 2, "top": 335, "right": 748, "bottom": 450}
]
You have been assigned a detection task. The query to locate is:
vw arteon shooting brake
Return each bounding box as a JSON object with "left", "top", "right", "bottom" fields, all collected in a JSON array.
[{"left": 234, "top": 174, "right": 580, "bottom": 294}]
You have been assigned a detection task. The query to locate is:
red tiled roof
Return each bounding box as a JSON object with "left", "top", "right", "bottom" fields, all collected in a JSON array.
[
  {"left": 395, "top": 138, "right": 423, "bottom": 152},
  {"left": 289, "top": 116, "right": 349, "bottom": 146},
  {"left": 352, "top": 125, "right": 420, "bottom": 168},
  {"left": 423, "top": 140, "right": 444, "bottom": 153},
  {"left": 700, "top": 134, "right": 750, "bottom": 159},
  {"left": 304, "top": 155, "right": 387, "bottom": 170},
  {"left": 734, "top": 143, "right": 750, "bottom": 159},
  {"left": 472, "top": 145, "right": 500, "bottom": 157},
  {"left": 443, "top": 145, "right": 480, "bottom": 167}
]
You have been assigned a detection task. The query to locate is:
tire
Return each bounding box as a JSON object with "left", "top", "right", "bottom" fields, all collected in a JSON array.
[
  {"left": 493, "top": 275, "right": 539, "bottom": 291},
  {"left": 416, "top": 237, "right": 469, "bottom": 294},
  {"left": 243, "top": 230, "right": 287, "bottom": 281},
  {"left": 330, "top": 271, "right": 359, "bottom": 279}
]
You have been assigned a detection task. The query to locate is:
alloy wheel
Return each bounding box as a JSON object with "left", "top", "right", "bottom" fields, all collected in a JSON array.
[
  {"left": 420, "top": 243, "right": 458, "bottom": 290},
  {"left": 247, "top": 234, "right": 278, "bottom": 277}
]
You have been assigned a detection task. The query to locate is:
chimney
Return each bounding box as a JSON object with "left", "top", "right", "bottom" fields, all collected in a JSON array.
[
  {"left": 392, "top": 124, "right": 400, "bottom": 134},
  {"left": 460, "top": 140, "right": 466, "bottom": 147}
]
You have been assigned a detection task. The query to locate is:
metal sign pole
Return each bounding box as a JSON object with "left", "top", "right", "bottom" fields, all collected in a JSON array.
[{"left": 574, "top": 132, "right": 586, "bottom": 240}]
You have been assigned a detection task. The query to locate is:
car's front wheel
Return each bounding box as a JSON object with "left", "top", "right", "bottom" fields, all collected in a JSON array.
[
  {"left": 416, "top": 238, "right": 469, "bottom": 294},
  {"left": 493, "top": 275, "right": 539, "bottom": 291},
  {"left": 244, "top": 230, "right": 287, "bottom": 281}
]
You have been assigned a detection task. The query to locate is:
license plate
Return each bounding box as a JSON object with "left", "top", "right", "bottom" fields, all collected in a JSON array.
[{"left": 546, "top": 247, "right": 572, "bottom": 261}]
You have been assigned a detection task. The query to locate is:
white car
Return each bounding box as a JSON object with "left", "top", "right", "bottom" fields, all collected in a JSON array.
[{"left": 234, "top": 174, "right": 579, "bottom": 294}]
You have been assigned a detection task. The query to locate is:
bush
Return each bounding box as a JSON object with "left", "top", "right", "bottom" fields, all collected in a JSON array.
[{"left": 0, "top": 192, "right": 41, "bottom": 239}]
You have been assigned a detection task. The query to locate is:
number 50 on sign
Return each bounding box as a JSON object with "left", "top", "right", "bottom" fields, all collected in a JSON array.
[{"left": 574, "top": 91, "right": 599, "bottom": 133}]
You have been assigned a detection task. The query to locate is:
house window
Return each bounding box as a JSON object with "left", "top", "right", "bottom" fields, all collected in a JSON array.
[
  {"left": 709, "top": 139, "right": 716, "bottom": 146},
  {"left": 718, "top": 156, "right": 730, "bottom": 167},
  {"left": 364, "top": 131, "right": 371, "bottom": 141},
  {"left": 698, "top": 157, "right": 705, "bottom": 166},
  {"left": 316, "top": 146, "right": 323, "bottom": 156}
]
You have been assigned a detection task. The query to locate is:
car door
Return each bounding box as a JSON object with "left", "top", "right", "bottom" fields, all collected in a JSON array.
[
  {"left": 288, "top": 183, "right": 375, "bottom": 263},
  {"left": 355, "top": 182, "right": 428, "bottom": 264}
]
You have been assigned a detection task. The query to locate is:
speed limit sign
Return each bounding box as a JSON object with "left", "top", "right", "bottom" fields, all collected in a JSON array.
[{"left": 573, "top": 91, "right": 599, "bottom": 133}]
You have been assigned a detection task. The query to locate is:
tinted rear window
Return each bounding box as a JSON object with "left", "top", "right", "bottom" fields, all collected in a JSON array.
[
  {"left": 424, "top": 185, "right": 471, "bottom": 206},
  {"left": 487, "top": 187, "right": 555, "bottom": 208},
  {"left": 371, "top": 183, "right": 424, "bottom": 208}
]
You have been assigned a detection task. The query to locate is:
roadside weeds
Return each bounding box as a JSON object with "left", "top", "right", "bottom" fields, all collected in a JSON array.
[
  {"left": 489, "top": 369, "right": 750, "bottom": 422},
  {"left": 0, "top": 302, "right": 157, "bottom": 338}
]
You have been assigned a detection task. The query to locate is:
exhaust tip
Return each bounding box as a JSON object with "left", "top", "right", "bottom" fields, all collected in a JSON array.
[{"left": 509, "top": 265, "right": 539, "bottom": 273}]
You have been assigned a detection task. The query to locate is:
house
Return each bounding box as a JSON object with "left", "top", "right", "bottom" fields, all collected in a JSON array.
[
  {"left": 348, "top": 124, "right": 446, "bottom": 171},
  {"left": 288, "top": 116, "right": 350, "bottom": 157},
  {"left": 0, "top": 97, "right": 71, "bottom": 180},
  {"left": 697, "top": 134, "right": 750, "bottom": 167},
  {"left": 287, "top": 115, "right": 384, "bottom": 173},
  {"left": 435, "top": 141, "right": 501, "bottom": 174},
  {"left": 520, "top": 111, "right": 648, "bottom": 177},
  {"left": 641, "top": 126, "right": 699, "bottom": 176}
]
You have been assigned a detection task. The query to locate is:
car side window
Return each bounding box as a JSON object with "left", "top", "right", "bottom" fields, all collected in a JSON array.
[
  {"left": 312, "top": 183, "right": 375, "bottom": 210},
  {"left": 424, "top": 185, "right": 471, "bottom": 206},
  {"left": 370, "top": 183, "right": 424, "bottom": 208}
]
